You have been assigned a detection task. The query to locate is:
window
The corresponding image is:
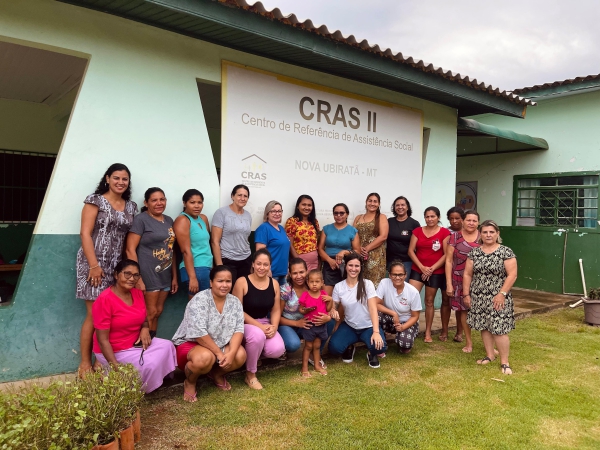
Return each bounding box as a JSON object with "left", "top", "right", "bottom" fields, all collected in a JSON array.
[
  {"left": 515, "top": 173, "right": 599, "bottom": 228},
  {"left": 0, "top": 150, "right": 56, "bottom": 223}
]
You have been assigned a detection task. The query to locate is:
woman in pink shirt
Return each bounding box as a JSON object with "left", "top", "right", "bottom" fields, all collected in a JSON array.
[
  {"left": 93, "top": 259, "right": 176, "bottom": 392},
  {"left": 407, "top": 207, "right": 450, "bottom": 343}
]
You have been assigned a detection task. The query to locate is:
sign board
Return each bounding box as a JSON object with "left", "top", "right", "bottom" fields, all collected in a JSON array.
[{"left": 221, "top": 62, "right": 423, "bottom": 228}]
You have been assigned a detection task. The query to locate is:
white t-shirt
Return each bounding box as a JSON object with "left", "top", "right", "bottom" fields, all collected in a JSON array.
[
  {"left": 376, "top": 279, "right": 422, "bottom": 323},
  {"left": 333, "top": 279, "right": 377, "bottom": 330}
]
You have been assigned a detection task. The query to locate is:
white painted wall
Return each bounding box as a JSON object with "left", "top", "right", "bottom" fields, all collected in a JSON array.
[{"left": 0, "top": 0, "right": 458, "bottom": 235}]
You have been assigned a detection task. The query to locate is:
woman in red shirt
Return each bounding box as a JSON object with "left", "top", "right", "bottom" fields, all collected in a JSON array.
[
  {"left": 407, "top": 207, "right": 450, "bottom": 343},
  {"left": 93, "top": 259, "right": 177, "bottom": 392}
]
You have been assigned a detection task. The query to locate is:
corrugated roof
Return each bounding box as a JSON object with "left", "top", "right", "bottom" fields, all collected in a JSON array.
[
  {"left": 219, "top": 0, "right": 534, "bottom": 108},
  {"left": 513, "top": 74, "right": 600, "bottom": 95}
]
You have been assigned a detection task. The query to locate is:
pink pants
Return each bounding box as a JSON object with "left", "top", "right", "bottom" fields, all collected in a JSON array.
[
  {"left": 299, "top": 250, "right": 319, "bottom": 271},
  {"left": 243, "top": 318, "right": 285, "bottom": 373}
]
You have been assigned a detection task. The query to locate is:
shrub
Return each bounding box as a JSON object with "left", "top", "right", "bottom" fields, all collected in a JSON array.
[
  {"left": 588, "top": 287, "right": 600, "bottom": 300},
  {"left": 0, "top": 364, "right": 144, "bottom": 449}
]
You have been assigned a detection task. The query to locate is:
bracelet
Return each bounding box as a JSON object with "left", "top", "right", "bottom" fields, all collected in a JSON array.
[{"left": 89, "top": 264, "right": 99, "bottom": 270}]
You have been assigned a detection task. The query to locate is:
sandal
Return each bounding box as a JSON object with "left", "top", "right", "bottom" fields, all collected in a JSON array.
[
  {"left": 477, "top": 356, "right": 495, "bottom": 365},
  {"left": 300, "top": 371, "right": 312, "bottom": 378},
  {"left": 424, "top": 336, "right": 433, "bottom": 343},
  {"left": 314, "top": 368, "right": 328, "bottom": 376},
  {"left": 245, "top": 377, "right": 263, "bottom": 390},
  {"left": 453, "top": 335, "right": 463, "bottom": 343},
  {"left": 207, "top": 373, "right": 231, "bottom": 391},
  {"left": 501, "top": 364, "right": 513, "bottom": 375},
  {"left": 183, "top": 390, "right": 197, "bottom": 403},
  {"left": 438, "top": 335, "right": 448, "bottom": 342}
]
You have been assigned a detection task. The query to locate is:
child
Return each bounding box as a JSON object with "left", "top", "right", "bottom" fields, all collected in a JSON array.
[{"left": 298, "top": 270, "right": 333, "bottom": 377}]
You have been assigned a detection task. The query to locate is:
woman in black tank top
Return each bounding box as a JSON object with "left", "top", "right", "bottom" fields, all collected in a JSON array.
[{"left": 232, "top": 248, "right": 286, "bottom": 390}]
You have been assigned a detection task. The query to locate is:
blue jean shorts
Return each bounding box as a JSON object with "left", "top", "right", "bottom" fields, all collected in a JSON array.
[{"left": 180, "top": 266, "right": 211, "bottom": 295}]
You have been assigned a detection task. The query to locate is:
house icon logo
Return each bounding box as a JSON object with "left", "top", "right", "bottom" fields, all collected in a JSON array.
[{"left": 241, "top": 154, "right": 267, "bottom": 182}]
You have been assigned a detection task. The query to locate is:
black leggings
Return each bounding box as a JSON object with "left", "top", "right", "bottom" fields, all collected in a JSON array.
[{"left": 222, "top": 255, "right": 252, "bottom": 288}]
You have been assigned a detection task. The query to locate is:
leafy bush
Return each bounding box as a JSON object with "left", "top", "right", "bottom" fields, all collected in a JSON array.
[
  {"left": 588, "top": 287, "right": 600, "bottom": 300},
  {"left": 0, "top": 364, "right": 144, "bottom": 449}
]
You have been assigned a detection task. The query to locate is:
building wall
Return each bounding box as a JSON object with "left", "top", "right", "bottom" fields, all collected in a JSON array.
[
  {"left": 457, "top": 89, "right": 600, "bottom": 294},
  {"left": 0, "top": 0, "right": 458, "bottom": 381}
]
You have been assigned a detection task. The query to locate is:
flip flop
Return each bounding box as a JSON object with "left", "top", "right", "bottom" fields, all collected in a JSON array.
[
  {"left": 300, "top": 371, "right": 312, "bottom": 378},
  {"left": 501, "top": 364, "right": 513, "bottom": 375},
  {"left": 453, "top": 335, "right": 463, "bottom": 343},
  {"left": 245, "top": 377, "right": 263, "bottom": 390},
  {"left": 477, "top": 356, "right": 495, "bottom": 365},
  {"left": 424, "top": 337, "right": 433, "bottom": 343},
  {"left": 438, "top": 335, "right": 448, "bottom": 342},
  {"left": 207, "top": 373, "right": 231, "bottom": 391},
  {"left": 183, "top": 389, "right": 197, "bottom": 403},
  {"left": 314, "top": 369, "right": 328, "bottom": 376}
]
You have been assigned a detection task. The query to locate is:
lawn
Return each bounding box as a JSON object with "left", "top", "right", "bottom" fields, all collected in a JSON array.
[{"left": 139, "top": 308, "right": 600, "bottom": 450}]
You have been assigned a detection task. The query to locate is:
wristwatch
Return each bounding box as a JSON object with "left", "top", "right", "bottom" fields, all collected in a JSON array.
[{"left": 500, "top": 291, "right": 508, "bottom": 297}]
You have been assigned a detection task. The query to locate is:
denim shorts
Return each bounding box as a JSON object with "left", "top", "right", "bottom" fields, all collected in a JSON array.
[
  {"left": 146, "top": 286, "right": 171, "bottom": 293},
  {"left": 180, "top": 266, "right": 211, "bottom": 295}
]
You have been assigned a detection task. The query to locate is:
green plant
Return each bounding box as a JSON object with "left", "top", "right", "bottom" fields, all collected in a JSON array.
[
  {"left": 588, "top": 287, "right": 600, "bottom": 299},
  {"left": 0, "top": 364, "right": 144, "bottom": 449}
]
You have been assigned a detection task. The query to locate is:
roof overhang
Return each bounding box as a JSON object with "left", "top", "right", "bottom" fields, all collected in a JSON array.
[
  {"left": 457, "top": 118, "right": 548, "bottom": 157},
  {"left": 58, "top": 0, "right": 530, "bottom": 118}
]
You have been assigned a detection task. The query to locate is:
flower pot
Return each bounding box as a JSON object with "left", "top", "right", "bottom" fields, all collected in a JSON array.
[
  {"left": 119, "top": 424, "right": 135, "bottom": 450},
  {"left": 133, "top": 410, "right": 141, "bottom": 443},
  {"left": 583, "top": 298, "right": 600, "bottom": 325},
  {"left": 92, "top": 439, "right": 119, "bottom": 450}
]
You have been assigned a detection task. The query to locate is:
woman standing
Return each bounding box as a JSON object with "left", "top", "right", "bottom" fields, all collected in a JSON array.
[
  {"left": 172, "top": 265, "right": 247, "bottom": 402},
  {"left": 211, "top": 185, "right": 252, "bottom": 286},
  {"left": 353, "top": 193, "right": 388, "bottom": 287},
  {"left": 328, "top": 252, "right": 387, "bottom": 369},
  {"left": 318, "top": 203, "right": 360, "bottom": 295},
  {"left": 463, "top": 220, "right": 517, "bottom": 375},
  {"left": 445, "top": 210, "right": 480, "bottom": 352},
  {"left": 376, "top": 260, "right": 422, "bottom": 353},
  {"left": 93, "top": 259, "right": 177, "bottom": 393},
  {"left": 126, "top": 187, "right": 178, "bottom": 337},
  {"left": 408, "top": 206, "right": 450, "bottom": 343},
  {"left": 255, "top": 201, "right": 291, "bottom": 286},
  {"left": 233, "top": 248, "right": 285, "bottom": 390},
  {"left": 173, "top": 189, "right": 213, "bottom": 299},
  {"left": 285, "top": 195, "right": 320, "bottom": 271},
  {"left": 386, "top": 196, "right": 420, "bottom": 279},
  {"left": 278, "top": 258, "right": 334, "bottom": 368},
  {"left": 439, "top": 207, "right": 466, "bottom": 341},
  {"left": 76, "top": 163, "right": 137, "bottom": 376}
]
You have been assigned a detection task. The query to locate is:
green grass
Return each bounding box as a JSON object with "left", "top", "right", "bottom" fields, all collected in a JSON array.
[{"left": 139, "top": 308, "right": 600, "bottom": 450}]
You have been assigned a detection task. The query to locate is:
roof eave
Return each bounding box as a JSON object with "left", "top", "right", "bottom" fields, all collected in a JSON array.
[{"left": 58, "top": 0, "right": 529, "bottom": 118}]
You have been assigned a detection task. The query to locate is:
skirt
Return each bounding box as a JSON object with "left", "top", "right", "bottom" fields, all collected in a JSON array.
[
  {"left": 94, "top": 337, "right": 177, "bottom": 393},
  {"left": 299, "top": 250, "right": 319, "bottom": 271}
]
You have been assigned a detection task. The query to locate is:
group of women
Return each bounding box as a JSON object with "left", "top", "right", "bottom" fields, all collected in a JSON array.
[{"left": 76, "top": 163, "right": 518, "bottom": 400}]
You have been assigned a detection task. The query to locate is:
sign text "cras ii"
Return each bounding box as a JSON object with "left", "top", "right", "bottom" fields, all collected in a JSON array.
[{"left": 299, "top": 97, "right": 378, "bottom": 133}]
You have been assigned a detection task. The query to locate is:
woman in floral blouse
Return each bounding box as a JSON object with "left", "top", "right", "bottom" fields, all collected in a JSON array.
[{"left": 285, "top": 195, "right": 320, "bottom": 271}]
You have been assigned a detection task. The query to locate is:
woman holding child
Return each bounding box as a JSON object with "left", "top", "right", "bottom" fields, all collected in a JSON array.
[
  {"left": 328, "top": 252, "right": 387, "bottom": 369},
  {"left": 233, "top": 249, "right": 285, "bottom": 390}
]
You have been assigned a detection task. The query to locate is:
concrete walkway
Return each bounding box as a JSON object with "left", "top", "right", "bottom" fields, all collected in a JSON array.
[{"left": 0, "top": 287, "right": 580, "bottom": 391}]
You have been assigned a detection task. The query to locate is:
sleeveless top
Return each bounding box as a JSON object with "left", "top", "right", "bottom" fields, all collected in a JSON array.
[
  {"left": 178, "top": 212, "right": 213, "bottom": 269},
  {"left": 242, "top": 276, "right": 275, "bottom": 319}
]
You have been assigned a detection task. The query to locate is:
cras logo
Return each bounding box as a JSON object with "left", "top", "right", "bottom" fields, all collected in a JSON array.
[{"left": 241, "top": 154, "right": 267, "bottom": 181}]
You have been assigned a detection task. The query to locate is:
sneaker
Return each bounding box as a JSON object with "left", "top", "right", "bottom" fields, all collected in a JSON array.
[
  {"left": 308, "top": 357, "right": 327, "bottom": 369},
  {"left": 341, "top": 345, "right": 355, "bottom": 363},
  {"left": 367, "top": 352, "right": 380, "bottom": 369}
]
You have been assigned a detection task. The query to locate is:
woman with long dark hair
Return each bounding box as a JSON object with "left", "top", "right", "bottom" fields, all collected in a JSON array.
[
  {"left": 285, "top": 195, "right": 320, "bottom": 271},
  {"left": 76, "top": 163, "right": 137, "bottom": 377},
  {"left": 353, "top": 193, "right": 388, "bottom": 287},
  {"left": 174, "top": 189, "right": 213, "bottom": 299},
  {"left": 328, "top": 252, "right": 387, "bottom": 369},
  {"left": 126, "top": 187, "right": 178, "bottom": 337},
  {"left": 386, "top": 196, "right": 420, "bottom": 279}
]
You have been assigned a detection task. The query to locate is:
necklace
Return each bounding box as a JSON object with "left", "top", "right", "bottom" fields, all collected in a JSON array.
[{"left": 147, "top": 211, "right": 164, "bottom": 223}]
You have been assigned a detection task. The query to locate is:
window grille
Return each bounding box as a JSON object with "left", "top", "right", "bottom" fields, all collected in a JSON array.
[
  {"left": 0, "top": 150, "right": 56, "bottom": 223},
  {"left": 515, "top": 174, "right": 599, "bottom": 228}
]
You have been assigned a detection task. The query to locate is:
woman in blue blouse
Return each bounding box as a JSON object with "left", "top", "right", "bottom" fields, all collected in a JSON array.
[{"left": 255, "top": 201, "right": 291, "bottom": 286}]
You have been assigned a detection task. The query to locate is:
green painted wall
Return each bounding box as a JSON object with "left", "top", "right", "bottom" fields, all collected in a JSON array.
[
  {"left": 0, "top": 0, "right": 459, "bottom": 381},
  {"left": 457, "top": 89, "right": 600, "bottom": 294}
]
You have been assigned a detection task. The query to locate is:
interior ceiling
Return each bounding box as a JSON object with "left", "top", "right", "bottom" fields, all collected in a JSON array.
[{"left": 0, "top": 42, "right": 87, "bottom": 105}]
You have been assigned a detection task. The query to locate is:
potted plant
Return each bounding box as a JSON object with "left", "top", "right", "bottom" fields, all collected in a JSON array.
[{"left": 584, "top": 287, "right": 600, "bottom": 326}]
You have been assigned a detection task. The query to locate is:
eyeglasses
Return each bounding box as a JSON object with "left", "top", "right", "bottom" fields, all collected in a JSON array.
[
  {"left": 122, "top": 271, "right": 141, "bottom": 280},
  {"left": 270, "top": 209, "right": 283, "bottom": 214},
  {"left": 389, "top": 273, "right": 406, "bottom": 278},
  {"left": 333, "top": 212, "right": 347, "bottom": 216}
]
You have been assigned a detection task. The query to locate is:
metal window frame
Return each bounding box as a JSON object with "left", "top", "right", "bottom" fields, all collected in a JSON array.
[{"left": 512, "top": 171, "right": 600, "bottom": 231}]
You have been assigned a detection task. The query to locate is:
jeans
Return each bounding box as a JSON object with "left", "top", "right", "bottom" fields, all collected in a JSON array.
[
  {"left": 328, "top": 321, "right": 388, "bottom": 356},
  {"left": 180, "top": 266, "right": 211, "bottom": 295},
  {"left": 403, "top": 261, "right": 413, "bottom": 280},
  {"left": 278, "top": 320, "right": 335, "bottom": 352},
  {"left": 273, "top": 275, "right": 287, "bottom": 286}
]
